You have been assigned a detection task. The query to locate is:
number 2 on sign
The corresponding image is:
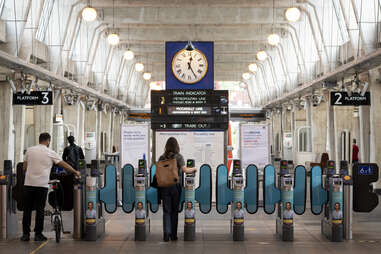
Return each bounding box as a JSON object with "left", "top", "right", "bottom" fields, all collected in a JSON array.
[
  {"left": 334, "top": 93, "right": 342, "bottom": 105},
  {"left": 41, "top": 92, "right": 50, "bottom": 104}
]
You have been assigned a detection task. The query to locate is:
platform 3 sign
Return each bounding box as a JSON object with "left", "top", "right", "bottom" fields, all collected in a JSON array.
[
  {"left": 13, "top": 91, "right": 53, "bottom": 105},
  {"left": 330, "top": 91, "right": 370, "bottom": 106}
]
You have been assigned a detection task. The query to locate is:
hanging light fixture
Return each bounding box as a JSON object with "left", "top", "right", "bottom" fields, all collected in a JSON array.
[
  {"left": 256, "top": 51, "right": 268, "bottom": 61},
  {"left": 242, "top": 72, "right": 251, "bottom": 80},
  {"left": 267, "top": 33, "right": 280, "bottom": 46},
  {"left": 82, "top": 6, "right": 97, "bottom": 22},
  {"left": 135, "top": 63, "right": 144, "bottom": 72},
  {"left": 248, "top": 63, "right": 258, "bottom": 73},
  {"left": 107, "top": 33, "right": 120, "bottom": 46},
  {"left": 124, "top": 49, "right": 134, "bottom": 60},
  {"left": 285, "top": 7, "right": 301, "bottom": 22},
  {"left": 143, "top": 72, "right": 152, "bottom": 80}
]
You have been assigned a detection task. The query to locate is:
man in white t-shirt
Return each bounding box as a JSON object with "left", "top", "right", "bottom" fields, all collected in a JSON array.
[{"left": 21, "top": 133, "right": 80, "bottom": 242}]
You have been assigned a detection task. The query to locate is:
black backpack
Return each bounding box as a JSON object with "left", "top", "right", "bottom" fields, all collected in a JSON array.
[{"left": 66, "top": 145, "right": 80, "bottom": 169}]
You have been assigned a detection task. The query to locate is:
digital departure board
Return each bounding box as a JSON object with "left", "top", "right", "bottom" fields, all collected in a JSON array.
[{"left": 151, "top": 90, "right": 229, "bottom": 130}]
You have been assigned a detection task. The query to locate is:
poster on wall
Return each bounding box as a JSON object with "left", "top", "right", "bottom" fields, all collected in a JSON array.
[
  {"left": 120, "top": 124, "right": 150, "bottom": 169},
  {"left": 240, "top": 124, "right": 270, "bottom": 171}
]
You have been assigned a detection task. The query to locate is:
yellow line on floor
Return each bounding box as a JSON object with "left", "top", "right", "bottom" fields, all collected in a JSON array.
[{"left": 29, "top": 240, "right": 49, "bottom": 254}]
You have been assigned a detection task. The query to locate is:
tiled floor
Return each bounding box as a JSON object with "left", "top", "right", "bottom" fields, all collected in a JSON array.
[{"left": 1, "top": 203, "right": 381, "bottom": 254}]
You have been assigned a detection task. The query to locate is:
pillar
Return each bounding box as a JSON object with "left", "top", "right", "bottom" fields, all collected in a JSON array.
[
  {"left": 326, "top": 92, "right": 335, "bottom": 160},
  {"left": 13, "top": 105, "right": 25, "bottom": 163},
  {"left": 305, "top": 97, "right": 312, "bottom": 153},
  {"left": 34, "top": 105, "right": 54, "bottom": 146}
]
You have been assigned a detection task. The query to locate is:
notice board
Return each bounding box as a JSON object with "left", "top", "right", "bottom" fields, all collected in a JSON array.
[
  {"left": 120, "top": 124, "right": 150, "bottom": 169},
  {"left": 240, "top": 124, "right": 270, "bottom": 170}
]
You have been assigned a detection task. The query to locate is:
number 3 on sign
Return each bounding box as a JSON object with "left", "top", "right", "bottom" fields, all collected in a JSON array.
[
  {"left": 334, "top": 92, "right": 342, "bottom": 105},
  {"left": 41, "top": 92, "right": 50, "bottom": 104}
]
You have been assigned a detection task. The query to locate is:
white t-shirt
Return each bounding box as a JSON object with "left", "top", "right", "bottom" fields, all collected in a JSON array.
[{"left": 24, "top": 144, "right": 62, "bottom": 188}]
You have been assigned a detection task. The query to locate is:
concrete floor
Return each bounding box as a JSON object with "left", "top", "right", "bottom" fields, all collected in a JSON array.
[{"left": 1, "top": 203, "right": 381, "bottom": 254}]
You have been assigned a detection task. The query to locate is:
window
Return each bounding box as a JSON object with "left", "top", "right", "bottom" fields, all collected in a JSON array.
[{"left": 36, "top": 0, "right": 55, "bottom": 41}]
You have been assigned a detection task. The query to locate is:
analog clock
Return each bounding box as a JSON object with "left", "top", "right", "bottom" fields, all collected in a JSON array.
[{"left": 171, "top": 48, "right": 208, "bottom": 84}]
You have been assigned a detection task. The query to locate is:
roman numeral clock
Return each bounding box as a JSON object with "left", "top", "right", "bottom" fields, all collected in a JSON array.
[{"left": 166, "top": 41, "right": 214, "bottom": 90}]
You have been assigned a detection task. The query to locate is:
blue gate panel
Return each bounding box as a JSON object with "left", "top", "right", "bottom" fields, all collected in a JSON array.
[
  {"left": 216, "top": 164, "right": 233, "bottom": 214},
  {"left": 195, "top": 164, "right": 212, "bottom": 214},
  {"left": 99, "top": 165, "right": 118, "bottom": 213},
  {"left": 263, "top": 165, "right": 281, "bottom": 214},
  {"left": 147, "top": 165, "right": 159, "bottom": 213},
  {"left": 122, "top": 164, "right": 135, "bottom": 213},
  {"left": 293, "top": 165, "right": 306, "bottom": 215},
  {"left": 310, "top": 166, "right": 327, "bottom": 215},
  {"left": 178, "top": 171, "right": 185, "bottom": 212},
  {"left": 244, "top": 164, "right": 258, "bottom": 214}
]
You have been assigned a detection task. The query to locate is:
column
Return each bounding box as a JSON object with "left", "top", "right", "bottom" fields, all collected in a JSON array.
[
  {"left": 13, "top": 105, "right": 25, "bottom": 163},
  {"left": 305, "top": 97, "right": 313, "bottom": 152},
  {"left": 33, "top": 104, "right": 54, "bottom": 146},
  {"left": 326, "top": 92, "right": 335, "bottom": 160}
]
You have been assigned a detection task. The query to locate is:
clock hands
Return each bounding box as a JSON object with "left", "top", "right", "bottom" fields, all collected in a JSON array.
[{"left": 188, "top": 56, "right": 198, "bottom": 79}]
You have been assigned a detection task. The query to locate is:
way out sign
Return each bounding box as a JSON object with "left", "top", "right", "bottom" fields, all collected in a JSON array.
[
  {"left": 330, "top": 91, "right": 370, "bottom": 106},
  {"left": 13, "top": 91, "right": 53, "bottom": 105}
]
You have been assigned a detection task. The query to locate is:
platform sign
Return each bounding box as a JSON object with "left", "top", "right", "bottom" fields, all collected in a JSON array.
[
  {"left": 330, "top": 91, "right": 370, "bottom": 106},
  {"left": 151, "top": 90, "right": 229, "bottom": 130},
  {"left": 13, "top": 91, "right": 53, "bottom": 105}
]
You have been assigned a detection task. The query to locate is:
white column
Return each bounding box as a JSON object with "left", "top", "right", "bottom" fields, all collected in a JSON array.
[
  {"left": 13, "top": 105, "right": 25, "bottom": 163},
  {"left": 305, "top": 97, "right": 313, "bottom": 152},
  {"left": 326, "top": 92, "right": 335, "bottom": 160}
]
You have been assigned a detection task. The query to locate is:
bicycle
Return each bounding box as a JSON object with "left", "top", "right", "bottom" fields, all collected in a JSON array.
[{"left": 47, "top": 179, "right": 64, "bottom": 243}]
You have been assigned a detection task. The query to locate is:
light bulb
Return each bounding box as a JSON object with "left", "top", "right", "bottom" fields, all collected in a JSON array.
[
  {"left": 82, "top": 7, "right": 97, "bottom": 22},
  {"left": 107, "top": 33, "right": 120, "bottom": 46},
  {"left": 242, "top": 72, "right": 251, "bottom": 80},
  {"left": 267, "top": 33, "right": 280, "bottom": 46},
  {"left": 135, "top": 63, "right": 144, "bottom": 72},
  {"left": 248, "top": 63, "right": 258, "bottom": 72},
  {"left": 123, "top": 49, "right": 134, "bottom": 60},
  {"left": 285, "top": 7, "right": 301, "bottom": 22},
  {"left": 256, "top": 50, "right": 267, "bottom": 61},
  {"left": 239, "top": 82, "right": 247, "bottom": 89},
  {"left": 143, "top": 72, "right": 152, "bottom": 80}
]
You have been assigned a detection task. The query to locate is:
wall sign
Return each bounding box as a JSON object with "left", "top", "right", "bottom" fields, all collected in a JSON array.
[
  {"left": 13, "top": 91, "right": 53, "bottom": 105},
  {"left": 166, "top": 41, "right": 214, "bottom": 90},
  {"left": 330, "top": 91, "right": 370, "bottom": 106}
]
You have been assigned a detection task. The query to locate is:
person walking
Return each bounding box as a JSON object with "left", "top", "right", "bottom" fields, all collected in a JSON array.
[
  {"left": 158, "top": 137, "right": 196, "bottom": 242},
  {"left": 62, "top": 135, "right": 85, "bottom": 170},
  {"left": 352, "top": 139, "right": 359, "bottom": 165},
  {"left": 21, "top": 133, "right": 81, "bottom": 242}
]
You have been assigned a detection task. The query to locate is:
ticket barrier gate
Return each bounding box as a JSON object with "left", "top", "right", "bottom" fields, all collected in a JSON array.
[
  {"left": 264, "top": 161, "right": 306, "bottom": 241},
  {"left": 73, "top": 160, "right": 86, "bottom": 240},
  {"left": 216, "top": 160, "right": 258, "bottom": 241},
  {"left": 121, "top": 161, "right": 158, "bottom": 241},
  {"left": 182, "top": 160, "right": 212, "bottom": 241},
  {"left": 84, "top": 160, "right": 106, "bottom": 241},
  {"left": 0, "top": 160, "right": 18, "bottom": 240}
]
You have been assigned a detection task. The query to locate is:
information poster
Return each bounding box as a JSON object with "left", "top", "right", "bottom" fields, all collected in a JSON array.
[
  {"left": 240, "top": 124, "right": 270, "bottom": 170},
  {"left": 120, "top": 124, "right": 150, "bottom": 169}
]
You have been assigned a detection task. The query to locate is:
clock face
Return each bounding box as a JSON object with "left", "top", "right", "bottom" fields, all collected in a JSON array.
[{"left": 171, "top": 49, "right": 208, "bottom": 84}]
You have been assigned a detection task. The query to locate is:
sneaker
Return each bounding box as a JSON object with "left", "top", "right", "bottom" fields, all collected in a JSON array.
[
  {"left": 34, "top": 234, "right": 47, "bottom": 241},
  {"left": 20, "top": 234, "right": 30, "bottom": 241}
]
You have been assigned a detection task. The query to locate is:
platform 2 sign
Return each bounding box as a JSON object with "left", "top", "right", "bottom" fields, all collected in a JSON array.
[
  {"left": 330, "top": 91, "right": 370, "bottom": 106},
  {"left": 13, "top": 91, "right": 53, "bottom": 105},
  {"left": 151, "top": 90, "right": 229, "bottom": 130}
]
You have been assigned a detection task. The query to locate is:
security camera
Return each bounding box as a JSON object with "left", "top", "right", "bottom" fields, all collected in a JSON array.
[{"left": 312, "top": 95, "right": 322, "bottom": 107}]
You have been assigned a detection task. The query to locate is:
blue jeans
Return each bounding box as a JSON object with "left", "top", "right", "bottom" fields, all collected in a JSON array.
[{"left": 161, "top": 184, "right": 180, "bottom": 237}]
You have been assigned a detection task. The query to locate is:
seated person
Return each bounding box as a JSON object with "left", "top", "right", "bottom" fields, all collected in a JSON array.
[
  {"left": 283, "top": 202, "right": 294, "bottom": 222},
  {"left": 135, "top": 202, "right": 146, "bottom": 224},
  {"left": 332, "top": 202, "right": 343, "bottom": 221},
  {"left": 185, "top": 201, "right": 195, "bottom": 219},
  {"left": 234, "top": 201, "right": 244, "bottom": 224},
  {"left": 86, "top": 202, "right": 96, "bottom": 219}
]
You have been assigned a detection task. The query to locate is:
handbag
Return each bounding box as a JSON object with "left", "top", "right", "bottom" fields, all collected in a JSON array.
[{"left": 155, "top": 157, "right": 179, "bottom": 187}]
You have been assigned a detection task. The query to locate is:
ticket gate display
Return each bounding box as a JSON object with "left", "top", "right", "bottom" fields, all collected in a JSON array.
[
  {"left": 0, "top": 160, "right": 18, "bottom": 240},
  {"left": 353, "top": 163, "right": 379, "bottom": 212},
  {"left": 264, "top": 160, "right": 306, "bottom": 241},
  {"left": 216, "top": 160, "right": 258, "bottom": 241}
]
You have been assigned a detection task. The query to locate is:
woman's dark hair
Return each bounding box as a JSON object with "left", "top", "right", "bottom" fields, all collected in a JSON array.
[{"left": 164, "top": 137, "right": 180, "bottom": 158}]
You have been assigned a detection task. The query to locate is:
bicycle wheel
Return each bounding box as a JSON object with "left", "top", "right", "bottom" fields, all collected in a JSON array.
[{"left": 54, "top": 216, "right": 61, "bottom": 243}]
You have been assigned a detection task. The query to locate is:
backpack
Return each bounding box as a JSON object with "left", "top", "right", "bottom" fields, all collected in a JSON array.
[
  {"left": 155, "top": 157, "right": 179, "bottom": 188},
  {"left": 66, "top": 145, "right": 80, "bottom": 169}
]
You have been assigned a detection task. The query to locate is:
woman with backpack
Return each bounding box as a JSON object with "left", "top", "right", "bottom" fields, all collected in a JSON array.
[{"left": 157, "top": 137, "right": 196, "bottom": 242}]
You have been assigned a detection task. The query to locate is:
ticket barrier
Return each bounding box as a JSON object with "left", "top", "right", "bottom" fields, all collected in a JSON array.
[
  {"left": 73, "top": 160, "right": 86, "bottom": 240},
  {"left": 182, "top": 160, "right": 212, "bottom": 241},
  {"left": 84, "top": 160, "right": 107, "bottom": 241},
  {"left": 0, "top": 160, "right": 18, "bottom": 240},
  {"left": 216, "top": 160, "right": 258, "bottom": 241},
  {"left": 121, "top": 161, "right": 158, "bottom": 241},
  {"left": 264, "top": 161, "right": 306, "bottom": 241}
]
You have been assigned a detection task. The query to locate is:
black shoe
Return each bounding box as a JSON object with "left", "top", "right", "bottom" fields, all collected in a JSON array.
[
  {"left": 34, "top": 234, "right": 47, "bottom": 241},
  {"left": 163, "top": 233, "right": 170, "bottom": 242},
  {"left": 20, "top": 234, "right": 30, "bottom": 241},
  {"left": 171, "top": 235, "right": 178, "bottom": 241}
]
